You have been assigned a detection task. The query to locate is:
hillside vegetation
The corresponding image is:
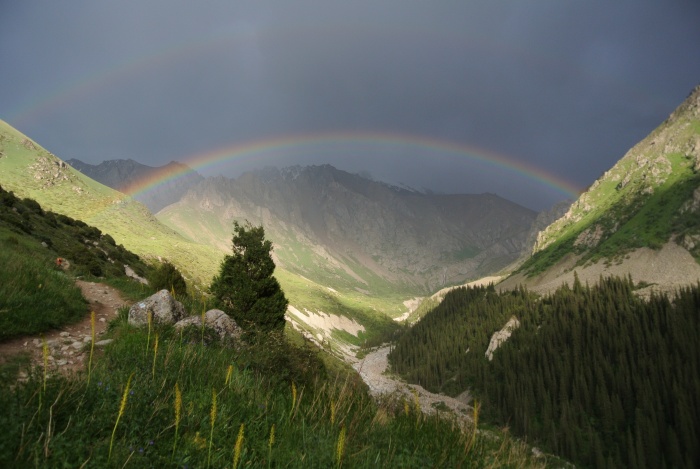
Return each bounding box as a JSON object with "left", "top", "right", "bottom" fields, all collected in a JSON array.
[
  {"left": 0, "top": 120, "right": 222, "bottom": 287},
  {"left": 0, "top": 185, "right": 152, "bottom": 340},
  {"left": 520, "top": 85, "right": 700, "bottom": 277},
  {"left": 389, "top": 278, "right": 700, "bottom": 468}
]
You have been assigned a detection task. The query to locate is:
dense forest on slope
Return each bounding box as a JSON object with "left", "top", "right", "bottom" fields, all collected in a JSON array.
[{"left": 389, "top": 277, "right": 700, "bottom": 468}]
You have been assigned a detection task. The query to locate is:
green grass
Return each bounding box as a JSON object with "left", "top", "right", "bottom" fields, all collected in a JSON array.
[
  {"left": 0, "top": 318, "right": 547, "bottom": 468},
  {"left": 0, "top": 229, "right": 87, "bottom": 340},
  {"left": 0, "top": 120, "right": 224, "bottom": 288},
  {"left": 521, "top": 132, "right": 700, "bottom": 275}
]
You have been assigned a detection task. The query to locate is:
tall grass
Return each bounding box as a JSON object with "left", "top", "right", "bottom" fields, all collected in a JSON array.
[
  {"left": 0, "top": 320, "right": 547, "bottom": 468},
  {"left": 0, "top": 234, "right": 86, "bottom": 340}
]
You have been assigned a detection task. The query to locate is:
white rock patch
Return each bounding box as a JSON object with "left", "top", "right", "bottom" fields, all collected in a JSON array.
[
  {"left": 287, "top": 305, "right": 365, "bottom": 337},
  {"left": 485, "top": 316, "right": 520, "bottom": 361}
]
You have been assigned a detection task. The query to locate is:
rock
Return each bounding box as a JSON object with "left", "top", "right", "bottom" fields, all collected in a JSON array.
[
  {"left": 485, "top": 316, "right": 520, "bottom": 361},
  {"left": 55, "top": 359, "right": 68, "bottom": 366},
  {"left": 125, "top": 264, "right": 149, "bottom": 285},
  {"left": 95, "top": 339, "right": 113, "bottom": 347},
  {"left": 128, "top": 290, "right": 186, "bottom": 326},
  {"left": 71, "top": 341, "right": 83, "bottom": 350},
  {"left": 60, "top": 332, "right": 70, "bottom": 337},
  {"left": 174, "top": 309, "right": 243, "bottom": 344}
]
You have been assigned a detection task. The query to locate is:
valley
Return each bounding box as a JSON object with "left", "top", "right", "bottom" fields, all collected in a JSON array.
[{"left": 1, "top": 85, "right": 699, "bottom": 467}]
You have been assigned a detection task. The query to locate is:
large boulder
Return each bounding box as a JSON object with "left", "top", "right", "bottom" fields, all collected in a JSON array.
[
  {"left": 128, "top": 290, "right": 186, "bottom": 326},
  {"left": 174, "top": 309, "right": 243, "bottom": 343}
]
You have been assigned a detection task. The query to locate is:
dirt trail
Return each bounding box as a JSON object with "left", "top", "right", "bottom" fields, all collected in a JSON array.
[
  {"left": 0, "top": 280, "right": 129, "bottom": 376},
  {"left": 352, "top": 346, "right": 472, "bottom": 422}
]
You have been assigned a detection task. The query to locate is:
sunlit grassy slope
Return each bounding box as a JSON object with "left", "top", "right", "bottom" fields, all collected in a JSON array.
[
  {"left": 0, "top": 120, "right": 401, "bottom": 349},
  {"left": 0, "top": 120, "right": 223, "bottom": 287}
]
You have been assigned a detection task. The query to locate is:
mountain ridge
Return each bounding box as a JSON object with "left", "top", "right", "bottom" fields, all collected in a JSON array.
[
  {"left": 66, "top": 157, "right": 204, "bottom": 213},
  {"left": 159, "top": 164, "right": 539, "bottom": 295}
]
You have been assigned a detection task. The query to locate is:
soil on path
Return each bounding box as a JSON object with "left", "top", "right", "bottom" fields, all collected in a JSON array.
[
  {"left": 352, "top": 345, "right": 472, "bottom": 423},
  {"left": 0, "top": 280, "right": 129, "bottom": 376}
]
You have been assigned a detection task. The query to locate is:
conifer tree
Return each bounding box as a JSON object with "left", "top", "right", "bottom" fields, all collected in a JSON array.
[{"left": 211, "top": 221, "right": 287, "bottom": 331}]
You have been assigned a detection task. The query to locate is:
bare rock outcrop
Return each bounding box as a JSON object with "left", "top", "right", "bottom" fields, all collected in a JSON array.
[
  {"left": 128, "top": 290, "right": 186, "bottom": 326},
  {"left": 485, "top": 316, "right": 520, "bottom": 361},
  {"left": 174, "top": 309, "right": 243, "bottom": 343}
]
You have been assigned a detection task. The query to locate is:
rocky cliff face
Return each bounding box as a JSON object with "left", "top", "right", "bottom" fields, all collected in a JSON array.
[
  {"left": 66, "top": 158, "right": 203, "bottom": 213},
  {"left": 161, "top": 164, "right": 537, "bottom": 293}
]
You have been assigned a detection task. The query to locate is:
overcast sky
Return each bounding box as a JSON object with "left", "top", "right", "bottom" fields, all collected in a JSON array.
[{"left": 2, "top": 1, "right": 699, "bottom": 210}]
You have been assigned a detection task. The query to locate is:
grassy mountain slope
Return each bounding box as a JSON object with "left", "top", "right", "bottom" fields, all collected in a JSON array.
[
  {"left": 506, "top": 85, "right": 700, "bottom": 292},
  {"left": 0, "top": 120, "right": 222, "bottom": 287}
]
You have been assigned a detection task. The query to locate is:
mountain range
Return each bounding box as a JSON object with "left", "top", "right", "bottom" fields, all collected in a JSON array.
[
  {"left": 157, "top": 165, "right": 540, "bottom": 294},
  {"left": 66, "top": 158, "right": 203, "bottom": 213}
]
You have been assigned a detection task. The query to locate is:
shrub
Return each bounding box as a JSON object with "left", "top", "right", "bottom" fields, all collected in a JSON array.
[{"left": 149, "top": 261, "right": 187, "bottom": 297}]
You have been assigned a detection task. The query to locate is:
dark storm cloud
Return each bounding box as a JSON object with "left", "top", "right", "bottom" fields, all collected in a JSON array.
[{"left": 1, "top": 0, "right": 699, "bottom": 209}]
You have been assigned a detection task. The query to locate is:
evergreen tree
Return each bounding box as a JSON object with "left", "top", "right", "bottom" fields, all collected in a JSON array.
[{"left": 210, "top": 222, "right": 287, "bottom": 331}]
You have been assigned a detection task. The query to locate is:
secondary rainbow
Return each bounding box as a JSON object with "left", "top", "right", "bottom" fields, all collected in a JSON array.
[{"left": 124, "top": 132, "right": 582, "bottom": 201}]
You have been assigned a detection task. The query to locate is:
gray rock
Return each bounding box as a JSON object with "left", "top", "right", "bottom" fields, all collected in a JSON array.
[
  {"left": 174, "top": 309, "right": 243, "bottom": 344},
  {"left": 95, "top": 339, "right": 114, "bottom": 347},
  {"left": 128, "top": 290, "right": 186, "bottom": 326},
  {"left": 55, "top": 359, "right": 68, "bottom": 366},
  {"left": 71, "top": 341, "right": 83, "bottom": 350}
]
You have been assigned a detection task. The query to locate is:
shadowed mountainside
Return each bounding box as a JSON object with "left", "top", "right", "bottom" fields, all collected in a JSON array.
[
  {"left": 66, "top": 158, "right": 203, "bottom": 213},
  {"left": 158, "top": 165, "right": 538, "bottom": 295}
]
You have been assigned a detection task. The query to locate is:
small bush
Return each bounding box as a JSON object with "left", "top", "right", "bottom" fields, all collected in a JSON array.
[{"left": 149, "top": 261, "right": 187, "bottom": 297}]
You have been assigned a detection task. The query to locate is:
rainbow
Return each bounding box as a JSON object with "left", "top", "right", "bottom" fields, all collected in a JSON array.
[{"left": 124, "top": 131, "right": 582, "bottom": 201}]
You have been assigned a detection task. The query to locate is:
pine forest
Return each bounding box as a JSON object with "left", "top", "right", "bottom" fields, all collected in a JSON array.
[{"left": 388, "top": 276, "right": 700, "bottom": 468}]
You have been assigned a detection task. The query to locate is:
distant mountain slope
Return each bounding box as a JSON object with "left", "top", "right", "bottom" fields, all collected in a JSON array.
[
  {"left": 502, "top": 85, "right": 700, "bottom": 293},
  {"left": 66, "top": 158, "right": 203, "bottom": 213},
  {"left": 158, "top": 165, "right": 538, "bottom": 295},
  {"left": 0, "top": 120, "right": 222, "bottom": 286}
]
